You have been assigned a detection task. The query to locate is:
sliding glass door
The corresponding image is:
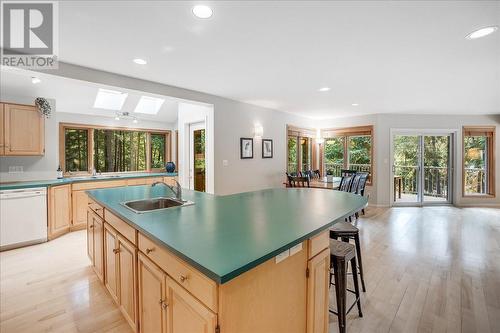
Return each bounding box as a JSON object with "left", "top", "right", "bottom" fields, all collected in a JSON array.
[{"left": 392, "top": 132, "right": 453, "bottom": 205}]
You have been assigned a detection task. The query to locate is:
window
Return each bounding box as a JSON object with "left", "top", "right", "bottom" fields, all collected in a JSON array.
[
  {"left": 60, "top": 124, "right": 170, "bottom": 175},
  {"left": 94, "top": 129, "right": 147, "bottom": 172},
  {"left": 286, "top": 126, "right": 316, "bottom": 174},
  {"left": 287, "top": 136, "right": 298, "bottom": 173},
  {"left": 150, "top": 133, "right": 166, "bottom": 169},
  {"left": 64, "top": 128, "right": 89, "bottom": 173},
  {"left": 321, "top": 126, "right": 373, "bottom": 184},
  {"left": 463, "top": 126, "right": 495, "bottom": 196}
]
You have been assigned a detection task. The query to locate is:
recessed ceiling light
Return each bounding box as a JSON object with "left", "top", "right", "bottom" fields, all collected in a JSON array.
[
  {"left": 133, "top": 58, "right": 147, "bottom": 65},
  {"left": 133, "top": 118, "right": 138, "bottom": 124},
  {"left": 352, "top": 103, "right": 359, "bottom": 106},
  {"left": 134, "top": 96, "right": 165, "bottom": 115},
  {"left": 318, "top": 87, "right": 330, "bottom": 92},
  {"left": 192, "top": 5, "right": 213, "bottom": 19},
  {"left": 114, "top": 115, "right": 120, "bottom": 121},
  {"left": 31, "top": 77, "right": 41, "bottom": 84},
  {"left": 93, "top": 88, "right": 128, "bottom": 111},
  {"left": 466, "top": 26, "right": 498, "bottom": 40}
]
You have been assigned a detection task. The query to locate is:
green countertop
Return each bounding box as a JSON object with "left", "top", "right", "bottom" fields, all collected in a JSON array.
[
  {"left": 0, "top": 172, "right": 177, "bottom": 190},
  {"left": 87, "top": 186, "right": 368, "bottom": 284}
]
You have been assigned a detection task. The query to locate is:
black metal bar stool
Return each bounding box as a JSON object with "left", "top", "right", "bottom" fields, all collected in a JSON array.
[
  {"left": 329, "top": 239, "right": 363, "bottom": 333},
  {"left": 330, "top": 222, "right": 367, "bottom": 292}
]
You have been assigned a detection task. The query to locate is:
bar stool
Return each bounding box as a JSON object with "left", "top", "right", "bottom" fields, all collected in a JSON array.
[
  {"left": 329, "top": 239, "right": 363, "bottom": 333},
  {"left": 330, "top": 222, "right": 366, "bottom": 292}
]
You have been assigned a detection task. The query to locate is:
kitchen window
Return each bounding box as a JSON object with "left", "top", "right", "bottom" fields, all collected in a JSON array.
[
  {"left": 463, "top": 126, "right": 496, "bottom": 197},
  {"left": 60, "top": 123, "right": 171, "bottom": 175},
  {"left": 321, "top": 126, "right": 374, "bottom": 184}
]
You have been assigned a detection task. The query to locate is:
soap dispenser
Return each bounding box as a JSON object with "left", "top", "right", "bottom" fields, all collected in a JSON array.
[{"left": 57, "top": 165, "right": 63, "bottom": 179}]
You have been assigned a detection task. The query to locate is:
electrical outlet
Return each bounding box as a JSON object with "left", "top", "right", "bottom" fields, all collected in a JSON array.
[
  {"left": 289, "top": 243, "right": 302, "bottom": 256},
  {"left": 275, "top": 250, "right": 289, "bottom": 264},
  {"left": 8, "top": 166, "right": 23, "bottom": 173}
]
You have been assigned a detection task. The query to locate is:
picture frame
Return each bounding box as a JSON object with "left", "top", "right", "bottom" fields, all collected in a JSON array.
[
  {"left": 262, "top": 139, "right": 273, "bottom": 158},
  {"left": 240, "top": 138, "right": 254, "bottom": 159}
]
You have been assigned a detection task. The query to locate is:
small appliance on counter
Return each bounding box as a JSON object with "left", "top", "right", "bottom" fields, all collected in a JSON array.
[{"left": 165, "top": 161, "right": 176, "bottom": 173}]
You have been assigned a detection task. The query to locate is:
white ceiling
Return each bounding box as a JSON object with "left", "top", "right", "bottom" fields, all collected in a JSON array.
[
  {"left": 0, "top": 68, "right": 179, "bottom": 123},
  {"left": 55, "top": 1, "right": 500, "bottom": 119}
]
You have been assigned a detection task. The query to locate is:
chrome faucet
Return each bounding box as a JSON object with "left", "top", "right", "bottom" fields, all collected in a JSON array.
[{"left": 152, "top": 180, "right": 182, "bottom": 202}]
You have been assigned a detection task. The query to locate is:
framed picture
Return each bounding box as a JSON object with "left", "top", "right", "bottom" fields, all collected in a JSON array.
[
  {"left": 240, "top": 138, "right": 254, "bottom": 159},
  {"left": 262, "top": 139, "right": 273, "bottom": 158}
]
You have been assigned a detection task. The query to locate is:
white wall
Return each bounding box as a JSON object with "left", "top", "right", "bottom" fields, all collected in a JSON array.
[
  {"left": 0, "top": 93, "right": 175, "bottom": 182},
  {"left": 316, "top": 113, "right": 500, "bottom": 207}
]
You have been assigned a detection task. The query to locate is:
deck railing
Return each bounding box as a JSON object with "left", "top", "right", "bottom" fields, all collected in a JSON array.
[
  {"left": 394, "top": 166, "right": 449, "bottom": 198},
  {"left": 464, "top": 168, "right": 487, "bottom": 194},
  {"left": 324, "top": 163, "right": 371, "bottom": 177}
]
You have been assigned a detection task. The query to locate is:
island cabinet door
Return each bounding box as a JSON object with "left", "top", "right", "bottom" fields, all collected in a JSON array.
[
  {"left": 306, "top": 248, "right": 330, "bottom": 333},
  {"left": 138, "top": 253, "right": 168, "bottom": 333},
  {"left": 165, "top": 276, "right": 217, "bottom": 333},
  {"left": 87, "top": 210, "right": 94, "bottom": 262},
  {"left": 93, "top": 213, "right": 104, "bottom": 282},
  {"left": 104, "top": 224, "right": 119, "bottom": 304},
  {"left": 117, "top": 233, "right": 138, "bottom": 331}
]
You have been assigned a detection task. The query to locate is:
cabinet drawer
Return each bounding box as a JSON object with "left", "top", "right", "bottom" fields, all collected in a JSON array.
[
  {"left": 308, "top": 230, "right": 329, "bottom": 259},
  {"left": 105, "top": 210, "right": 136, "bottom": 245},
  {"left": 88, "top": 197, "right": 104, "bottom": 218},
  {"left": 72, "top": 180, "right": 127, "bottom": 191},
  {"left": 138, "top": 233, "right": 218, "bottom": 312},
  {"left": 126, "top": 178, "right": 146, "bottom": 186}
]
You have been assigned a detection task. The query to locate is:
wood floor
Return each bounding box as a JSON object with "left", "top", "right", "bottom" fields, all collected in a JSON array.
[{"left": 1, "top": 206, "right": 499, "bottom": 333}]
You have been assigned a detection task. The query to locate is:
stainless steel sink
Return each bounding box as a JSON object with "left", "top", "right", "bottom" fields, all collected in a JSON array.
[{"left": 122, "top": 197, "right": 194, "bottom": 213}]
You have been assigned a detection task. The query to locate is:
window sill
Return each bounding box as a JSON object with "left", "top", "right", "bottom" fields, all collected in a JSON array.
[{"left": 462, "top": 194, "right": 496, "bottom": 199}]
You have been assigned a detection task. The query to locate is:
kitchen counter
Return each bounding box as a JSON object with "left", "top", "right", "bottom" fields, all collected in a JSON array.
[
  {"left": 87, "top": 186, "right": 367, "bottom": 283},
  {"left": 0, "top": 172, "right": 178, "bottom": 190}
]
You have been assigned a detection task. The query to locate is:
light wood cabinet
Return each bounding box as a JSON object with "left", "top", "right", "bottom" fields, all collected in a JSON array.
[
  {"left": 166, "top": 276, "right": 217, "bottom": 333},
  {"left": 306, "top": 248, "right": 330, "bottom": 333},
  {"left": 144, "top": 177, "right": 164, "bottom": 185},
  {"left": 3, "top": 103, "right": 44, "bottom": 156},
  {"left": 104, "top": 223, "right": 119, "bottom": 303},
  {"left": 72, "top": 190, "right": 89, "bottom": 230},
  {"left": 0, "top": 103, "right": 4, "bottom": 155},
  {"left": 117, "top": 233, "right": 138, "bottom": 330},
  {"left": 48, "top": 184, "right": 71, "bottom": 240},
  {"left": 138, "top": 253, "right": 168, "bottom": 333},
  {"left": 87, "top": 208, "right": 104, "bottom": 282}
]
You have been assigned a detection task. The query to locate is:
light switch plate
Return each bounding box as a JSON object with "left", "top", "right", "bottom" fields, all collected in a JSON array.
[
  {"left": 222, "top": 160, "right": 229, "bottom": 167},
  {"left": 275, "top": 250, "right": 289, "bottom": 264}
]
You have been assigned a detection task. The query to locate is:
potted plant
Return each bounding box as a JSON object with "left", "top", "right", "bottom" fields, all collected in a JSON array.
[{"left": 326, "top": 169, "right": 334, "bottom": 183}]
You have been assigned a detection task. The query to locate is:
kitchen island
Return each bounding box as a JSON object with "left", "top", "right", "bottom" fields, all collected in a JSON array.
[{"left": 86, "top": 185, "right": 367, "bottom": 333}]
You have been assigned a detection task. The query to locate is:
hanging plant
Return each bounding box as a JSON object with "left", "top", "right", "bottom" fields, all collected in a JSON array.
[{"left": 35, "top": 97, "right": 52, "bottom": 118}]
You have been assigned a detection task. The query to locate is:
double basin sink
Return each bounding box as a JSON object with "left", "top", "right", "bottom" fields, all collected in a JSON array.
[{"left": 122, "top": 197, "right": 194, "bottom": 214}]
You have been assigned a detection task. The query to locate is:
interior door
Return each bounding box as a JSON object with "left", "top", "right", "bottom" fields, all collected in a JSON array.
[
  {"left": 189, "top": 122, "right": 206, "bottom": 192},
  {"left": 392, "top": 133, "right": 453, "bottom": 206}
]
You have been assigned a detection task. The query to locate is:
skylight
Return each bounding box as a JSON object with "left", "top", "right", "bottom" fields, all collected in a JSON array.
[
  {"left": 93, "top": 88, "right": 128, "bottom": 110},
  {"left": 133, "top": 96, "right": 165, "bottom": 115}
]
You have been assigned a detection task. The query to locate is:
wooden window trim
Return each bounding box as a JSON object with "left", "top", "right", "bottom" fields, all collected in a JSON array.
[
  {"left": 59, "top": 123, "right": 171, "bottom": 176},
  {"left": 321, "top": 125, "right": 374, "bottom": 186},
  {"left": 462, "top": 126, "right": 496, "bottom": 198}
]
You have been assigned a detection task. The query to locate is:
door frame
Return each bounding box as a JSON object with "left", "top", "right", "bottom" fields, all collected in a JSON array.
[
  {"left": 390, "top": 128, "right": 457, "bottom": 207},
  {"left": 188, "top": 122, "right": 206, "bottom": 191}
]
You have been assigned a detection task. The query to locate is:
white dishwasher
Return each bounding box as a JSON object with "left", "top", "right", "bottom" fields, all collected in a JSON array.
[{"left": 0, "top": 187, "right": 48, "bottom": 251}]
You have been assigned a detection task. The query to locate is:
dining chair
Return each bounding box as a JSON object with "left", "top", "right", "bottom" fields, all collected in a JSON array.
[
  {"left": 338, "top": 175, "right": 353, "bottom": 192},
  {"left": 288, "top": 176, "right": 310, "bottom": 188},
  {"left": 313, "top": 170, "right": 321, "bottom": 178},
  {"left": 355, "top": 172, "right": 369, "bottom": 215},
  {"left": 340, "top": 169, "right": 357, "bottom": 177}
]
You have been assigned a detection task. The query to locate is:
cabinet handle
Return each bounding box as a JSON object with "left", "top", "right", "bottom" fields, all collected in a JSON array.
[
  {"left": 179, "top": 275, "right": 188, "bottom": 283},
  {"left": 89, "top": 225, "right": 94, "bottom": 229},
  {"left": 146, "top": 248, "right": 154, "bottom": 254},
  {"left": 113, "top": 248, "right": 120, "bottom": 254},
  {"left": 162, "top": 302, "right": 168, "bottom": 309}
]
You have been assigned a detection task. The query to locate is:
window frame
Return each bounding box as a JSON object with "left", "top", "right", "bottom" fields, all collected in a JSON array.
[
  {"left": 59, "top": 123, "right": 171, "bottom": 176},
  {"left": 321, "top": 125, "right": 374, "bottom": 185},
  {"left": 462, "top": 126, "right": 496, "bottom": 198}
]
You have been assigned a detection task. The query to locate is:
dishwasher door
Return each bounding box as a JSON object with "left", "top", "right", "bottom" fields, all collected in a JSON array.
[{"left": 0, "top": 188, "right": 48, "bottom": 251}]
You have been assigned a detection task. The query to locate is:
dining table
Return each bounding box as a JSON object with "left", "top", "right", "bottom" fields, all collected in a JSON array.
[{"left": 284, "top": 176, "right": 342, "bottom": 189}]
